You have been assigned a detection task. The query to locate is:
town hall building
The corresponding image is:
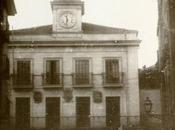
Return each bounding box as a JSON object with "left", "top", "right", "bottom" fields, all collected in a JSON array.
[{"left": 8, "top": 0, "right": 141, "bottom": 130}]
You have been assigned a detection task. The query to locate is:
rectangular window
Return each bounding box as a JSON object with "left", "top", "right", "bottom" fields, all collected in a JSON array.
[
  {"left": 45, "top": 60, "right": 61, "bottom": 85},
  {"left": 105, "top": 59, "right": 120, "bottom": 84},
  {"left": 75, "top": 59, "right": 90, "bottom": 85},
  {"left": 16, "top": 60, "right": 31, "bottom": 85}
]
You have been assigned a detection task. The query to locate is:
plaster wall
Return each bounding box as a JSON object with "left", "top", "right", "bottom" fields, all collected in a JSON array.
[
  {"left": 8, "top": 44, "right": 139, "bottom": 128},
  {"left": 8, "top": 32, "right": 140, "bottom": 128},
  {"left": 140, "top": 89, "right": 161, "bottom": 114}
]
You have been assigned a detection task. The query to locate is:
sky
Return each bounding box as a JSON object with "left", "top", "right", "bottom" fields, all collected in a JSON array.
[{"left": 8, "top": 0, "right": 158, "bottom": 68}]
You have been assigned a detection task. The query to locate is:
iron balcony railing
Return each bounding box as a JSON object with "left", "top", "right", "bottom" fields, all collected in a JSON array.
[
  {"left": 12, "top": 73, "right": 34, "bottom": 88},
  {"left": 72, "top": 73, "right": 93, "bottom": 87},
  {"left": 103, "top": 72, "right": 124, "bottom": 87},
  {"left": 42, "top": 73, "right": 63, "bottom": 86},
  {"left": 11, "top": 73, "right": 125, "bottom": 89}
]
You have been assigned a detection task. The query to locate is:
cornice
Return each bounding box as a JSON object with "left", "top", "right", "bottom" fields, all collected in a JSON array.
[
  {"left": 51, "top": 1, "right": 84, "bottom": 15},
  {"left": 8, "top": 40, "right": 140, "bottom": 48}
]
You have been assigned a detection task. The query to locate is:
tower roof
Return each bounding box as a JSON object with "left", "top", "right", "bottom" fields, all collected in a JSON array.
[{"left": 10, "top": 23, "right": 138, "bottom": 35}]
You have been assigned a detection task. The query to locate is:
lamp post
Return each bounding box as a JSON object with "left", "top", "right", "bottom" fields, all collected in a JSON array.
[
  {"left": 144, "top": 97, "right": 153, "bottom": 130},
  {"left": 144, "top": 97, "right": 152, "bottom": 114}
]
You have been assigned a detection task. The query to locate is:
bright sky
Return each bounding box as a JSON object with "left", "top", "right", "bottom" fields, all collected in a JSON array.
[{"left": 8, "top": 0, "right": 158, "bottom": 68}]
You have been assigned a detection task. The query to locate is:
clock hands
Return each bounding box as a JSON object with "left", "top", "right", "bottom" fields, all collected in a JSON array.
[
  {"left": 65, "top": 14, "right": 69, "bottom": 25},
  {"left": 59, "top": 12, "right": 76, "bottom": 28}
]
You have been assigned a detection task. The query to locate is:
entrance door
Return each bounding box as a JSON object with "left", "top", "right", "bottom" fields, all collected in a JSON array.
[
  {"left": 76, "top": 97, "right": 90, "bottom": 127},
  {"left": 16, "top": 98, "right": 30, "bottom": 129},
  {"left": 46, "top": 97, "right": 60, "bottom": 129},
  {"left": 106, "top": 97, "right": 120, "bottom": 128}
]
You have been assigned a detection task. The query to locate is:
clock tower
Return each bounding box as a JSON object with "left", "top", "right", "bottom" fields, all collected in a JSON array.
[{"left": 51, "top": 0, "right": 84, "bottom": 33}]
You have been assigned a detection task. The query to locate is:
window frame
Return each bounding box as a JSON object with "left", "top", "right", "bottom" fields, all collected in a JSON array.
[
  {"left": 13, "top": 58, "right": 33, "bottom": 88},
  {"left": 103, "top": 57, "right": 123, "bottom": 87},
  {"left": 73, "top": 57, "right": 93, "bottom": 87},
  {"left": 43, "top": 58, "right": 63, "bottom": 87}
]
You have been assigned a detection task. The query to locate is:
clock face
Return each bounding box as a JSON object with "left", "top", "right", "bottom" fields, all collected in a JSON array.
[{"left": 59, "top": 12, "right": 76, "bottom": 29}]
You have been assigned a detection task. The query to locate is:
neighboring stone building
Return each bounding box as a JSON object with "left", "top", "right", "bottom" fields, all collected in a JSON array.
[
  {"left": 157, "top": 0, "right": 175, "bottom": 129},
  {"left": 8, "top": 0, "right": 141, "bottom": 130},
  {"left": 139, "top": 65, "right": 161, "bottom": 115},
  {"left": 0, "top": 0, "right": 16, "bottom": 125}
]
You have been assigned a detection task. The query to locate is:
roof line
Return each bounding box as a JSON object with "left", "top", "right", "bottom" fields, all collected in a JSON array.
[{"left": 10, "top": 23, "right": 138, "bottom": 35}]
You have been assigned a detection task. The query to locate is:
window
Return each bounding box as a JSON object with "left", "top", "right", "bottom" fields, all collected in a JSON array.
[
  {"left": 15, "top": 60, "right": 31, "bottom": 85},
  {"left": 74, "top": 59, "right": 90, "bottom": 85},
  {"left": 43, "top": 60, "right": 61, "bottom": 85},
  {"left": 105, "top": 59, "right": 120, "bottom": 84}
]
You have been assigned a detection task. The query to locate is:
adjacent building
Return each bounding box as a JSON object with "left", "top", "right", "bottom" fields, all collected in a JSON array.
[
  {"left": 8, "top": 0, "right": 141, "bottom": 129},
  {"left": 139, "top": 65, "right": 161, "bottom": 115},
  {"left": 157, "top": 0, "right": 175, "bottom": 129},
  {"left": 0, "top": 0, "right": 16, "bottom": 126}
]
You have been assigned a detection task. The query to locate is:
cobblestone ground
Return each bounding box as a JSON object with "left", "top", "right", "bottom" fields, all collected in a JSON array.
[{"left": 0, "top": 126, "right": 162, "bottom": 130}]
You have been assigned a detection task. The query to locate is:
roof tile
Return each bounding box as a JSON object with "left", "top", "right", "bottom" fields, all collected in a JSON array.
[{"left": 10, "top": 23, "right": 138, "bottom": 35}]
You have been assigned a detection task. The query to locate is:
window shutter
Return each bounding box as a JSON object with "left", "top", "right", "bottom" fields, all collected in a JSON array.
[
  {"left": 46, "top": 61, "right": 51, "bottom": 74},
  {"left": 45, "top": 60, "right": 60, "bottom": 84},
  {"left": 75, "top": 59, "right": 89, "bottom": 85},
  {"left": 105, "top": 59, "right": 119, "bottom": 83},
  {"left": 16, "top": 61, "right": 31, "bottom": 85},
  {"left": 55, "top": 60, "right": 60, "bottom": 74}
]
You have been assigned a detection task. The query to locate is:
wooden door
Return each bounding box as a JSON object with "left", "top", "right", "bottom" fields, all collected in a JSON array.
[
  {"left": 46, "top": 97, "right": 60, "bottom": 129},
  {"left": 106, "top": 97, "right": 120, "bottom": 128},
  {"left": 76, "top": 97, "right": 90, "bottom": 127},
  {"left": 16, "top": 98, "right": 30, "bottom": 129}
]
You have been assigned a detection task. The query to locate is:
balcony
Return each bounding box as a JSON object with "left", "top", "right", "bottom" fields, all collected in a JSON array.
[
  {"left": 103, "top": 72, "right": 124, "bottom": 87},
  {"left": 42, "top": 73, "right": 63, "bottom": 88},
  {"left": 12, "top": 74, "right": 33, "bottom": 89},
  {"left": 72, "top": 73, "right": 93, "bottom": 87}
]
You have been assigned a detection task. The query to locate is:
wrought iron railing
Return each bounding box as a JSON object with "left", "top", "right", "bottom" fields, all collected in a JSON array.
[
  {"left": 42, "top": 73, "right": 63, "bottom": 86},
  {"left": 72, "top": 73, "right": 93, "bottom": 87},
  {"left": 12, "top": 74, "right": 34, "bottom": 88},
  {"left": 10, "top": 73, "right": 126, "bottom": 89},
  {"left": 103, "top": 72, "right": 124, "bottom": 86}
]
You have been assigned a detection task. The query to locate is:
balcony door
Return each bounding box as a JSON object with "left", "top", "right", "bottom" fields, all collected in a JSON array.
[
  {"left": 105, "top": 59, "right": 120, "bottom": 84},
  {"left": 45, "top": 60, "right": 60, "bottom": 85},
  {"left": 74, "top": 59, "right": 90, "bottom": 85},
  {"left": 16, "top": 98, "right": 30, "bottom": 129},
  {"left": 46, "top": 97, "right": 60, "bottom": 129},
  {"left": 106, "top": 97, "right": 120, "bottom": 129},
  {"left": 16, "top": 60, "right": 31, "bottom": 85},
  {"left": 76, "top": 97, "right": 90, "bottom": 127}
]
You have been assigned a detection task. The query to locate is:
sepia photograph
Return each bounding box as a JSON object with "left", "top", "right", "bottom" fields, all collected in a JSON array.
[{"left": 0, "top": 0, "right": 173, "bottom": 130}]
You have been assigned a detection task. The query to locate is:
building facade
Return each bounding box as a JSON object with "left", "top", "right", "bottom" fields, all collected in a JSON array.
[
  {"left": 157, "top": 0, "right": 175, "bottom": 129},
  {"left": 8, "top": 0, "right": 140, "bottom": 130},
  {"left": 139, "top": 65, "right": 161, "bottom": 115},
  {"left": 0, "top": 0, "right": 16, "bottom": 125}
]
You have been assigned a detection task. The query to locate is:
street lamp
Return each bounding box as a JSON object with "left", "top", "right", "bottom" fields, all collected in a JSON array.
[
  {"left": 143, "top": 97, "right": 153, "bottom": 130},
  {"left": 144, "top": 97, "right": 152, "bottom": 114}
]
